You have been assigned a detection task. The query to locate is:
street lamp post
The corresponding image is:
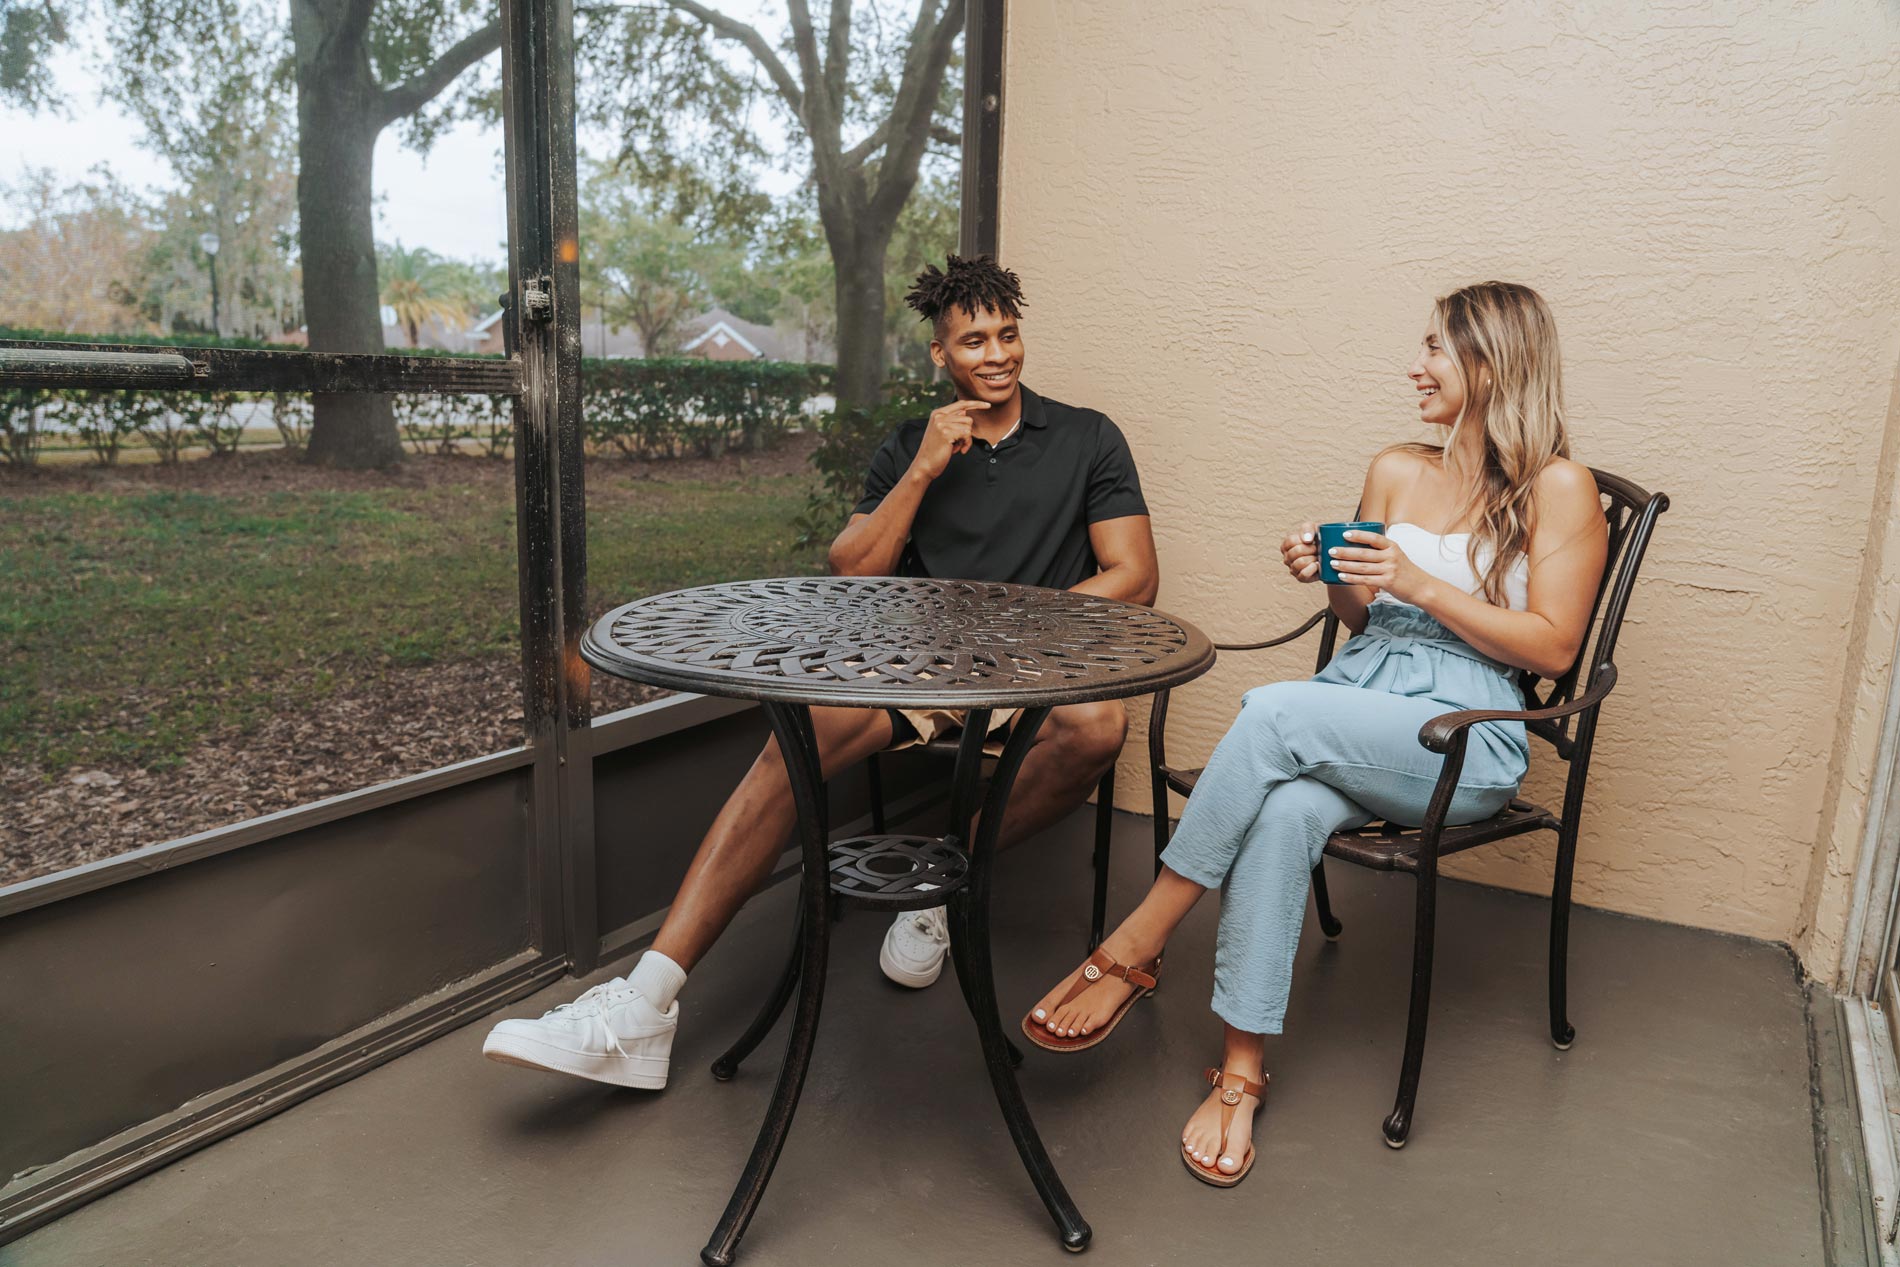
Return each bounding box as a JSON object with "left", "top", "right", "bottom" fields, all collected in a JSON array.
[{"left": 198, "top": 230, "right": 222, "bottom": 337}]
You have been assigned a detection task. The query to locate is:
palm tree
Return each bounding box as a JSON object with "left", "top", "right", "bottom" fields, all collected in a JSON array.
[{"left": 378, "top": 243, "right": 482, "bottom": 348}]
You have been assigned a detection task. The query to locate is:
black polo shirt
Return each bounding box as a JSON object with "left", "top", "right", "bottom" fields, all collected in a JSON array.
[{"left": 851, "top": 386, "right": 1148, "bottom": 590}]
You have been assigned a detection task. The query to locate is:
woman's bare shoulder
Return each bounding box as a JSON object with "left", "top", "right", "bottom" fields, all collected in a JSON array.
[
  {"left": 1365, "top": 443, "right": 1436, "bottom": 490},
  {"left": 1536, "top": 458, "right": 1601, "bottom": 510}
]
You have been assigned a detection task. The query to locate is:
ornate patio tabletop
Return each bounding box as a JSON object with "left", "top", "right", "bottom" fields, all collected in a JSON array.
[{"left": 581, "top": 575, "right": 1216, "bottom": 710}]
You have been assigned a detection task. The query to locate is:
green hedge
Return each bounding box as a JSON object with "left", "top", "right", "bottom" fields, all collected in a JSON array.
[{"left": 0, "top": 328, "right": 830, "bottom": 466}]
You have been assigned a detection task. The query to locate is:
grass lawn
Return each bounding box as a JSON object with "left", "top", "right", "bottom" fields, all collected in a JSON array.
[{"left": 1, "top": 460, "right": 820, "bottom": 774}]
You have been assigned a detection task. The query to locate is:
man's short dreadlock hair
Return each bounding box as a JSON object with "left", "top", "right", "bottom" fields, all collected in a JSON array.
[{"left": 904, "top": 254, "right": 1025, "bottom": 335}]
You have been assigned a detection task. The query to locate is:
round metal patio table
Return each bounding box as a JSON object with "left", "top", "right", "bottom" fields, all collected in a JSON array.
[{"left": 582, "top": 576, "right": 1215, "bottom": 1265}]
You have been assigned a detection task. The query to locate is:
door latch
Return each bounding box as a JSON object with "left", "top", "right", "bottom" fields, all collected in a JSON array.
[{"left": 521, "top": 277, "right": 553, "bottom": 323}]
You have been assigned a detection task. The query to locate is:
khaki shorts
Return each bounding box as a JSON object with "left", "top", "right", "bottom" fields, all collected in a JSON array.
[{"left": 886, "top": 707, "right": 1021, "bottom": 755}]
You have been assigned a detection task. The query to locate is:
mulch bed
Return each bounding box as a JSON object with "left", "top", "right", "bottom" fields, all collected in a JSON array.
[
  {"left": 0, "top": 439, "right": 815, "bottom": 889},
  {"left": 0, "top": 659, "right": 667, "bottom": 888}
]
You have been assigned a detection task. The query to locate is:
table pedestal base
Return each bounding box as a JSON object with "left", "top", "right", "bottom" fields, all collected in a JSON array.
[{"left": 698, "top": 703, "right": 1090, "bottom": 1265}]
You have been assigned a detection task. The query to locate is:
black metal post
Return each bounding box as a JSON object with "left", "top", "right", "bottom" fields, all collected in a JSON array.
[
  {"left": 502, "top": 0, "right": 593, "bottom": 971},
  {"left": 959, "top": 0, "right": 1004, "bottom": 258},
  {"left": 947, "top": 705, "right": 1092, "bottom": 1252},
  {"left": 701, "top": 702, "right": 833, "bottom": 1267}
]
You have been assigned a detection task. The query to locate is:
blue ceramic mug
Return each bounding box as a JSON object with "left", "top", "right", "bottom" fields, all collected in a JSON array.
[{"left": 1316, "top": 521, "right": 1385, "bottom": 585}]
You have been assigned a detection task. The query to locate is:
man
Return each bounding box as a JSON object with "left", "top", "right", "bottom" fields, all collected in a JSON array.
[{"left": 483, "top": 254, "right": 1159, "bottom": 1088}]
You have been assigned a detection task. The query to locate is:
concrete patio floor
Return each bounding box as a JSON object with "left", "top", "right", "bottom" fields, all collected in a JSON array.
[{"left": 12, "top": 809, "right": 1823, "bottom": 1266}]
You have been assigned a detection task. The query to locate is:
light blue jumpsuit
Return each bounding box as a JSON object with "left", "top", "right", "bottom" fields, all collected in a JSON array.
[{"left": 1158, "top": 599, "right": 1530, "bottom": 1035}]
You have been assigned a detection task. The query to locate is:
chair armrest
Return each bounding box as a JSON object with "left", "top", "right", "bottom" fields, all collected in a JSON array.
[
  {"left": 1214, "top": 608, "right": 1328, "bottom": 653},
  {"left": 1417, "top": 664, "right": 1618, "bottom": 754}
]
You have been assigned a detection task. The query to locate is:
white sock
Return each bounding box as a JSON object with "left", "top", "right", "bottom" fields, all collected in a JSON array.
[{"left": 628, "top": 950, "right": 687, "bottom": 1012}]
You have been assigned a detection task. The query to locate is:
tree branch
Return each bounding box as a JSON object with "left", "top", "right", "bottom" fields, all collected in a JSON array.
[
  {"left": 377, "top": 19, "right": 502, "bottom": 127},
  {"left": 844, "top": 116, "right": 958, "bottom": 167},
  {"left": 339, "top": 0, "right": 379, "bottom": 51},
  {"left": 869, "top": 0, "right": 963, "bottom": 222},
  {"left": 842, "top": 119, "right": 889, "bottom": 166},
  {"left": 662, "top": 0, "right": 805, "bottom": 123},
  {"left": 824, "top": 0, "right": 850, "bottom": 128},
  {"left": 783, "top": 0, "right": 837, "bottom": 156}
]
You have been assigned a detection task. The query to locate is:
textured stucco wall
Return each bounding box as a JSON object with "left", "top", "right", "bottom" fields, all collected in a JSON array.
[
  {"left": 1798, "top": 354, "right": 1900, "bottom": 985},
  {"left": 1000, "top": 2, "right": 1900, "bottom": 955}
]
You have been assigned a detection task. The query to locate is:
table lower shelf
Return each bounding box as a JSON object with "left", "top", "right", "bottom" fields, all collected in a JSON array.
[{"left": 826, "top": 835, "right": 970, "bottom": 910}]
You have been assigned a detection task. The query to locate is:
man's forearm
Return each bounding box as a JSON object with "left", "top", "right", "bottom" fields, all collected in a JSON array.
[
  {"left": 827, "top": 470, "right": 930, "bottom": 576},
  {"left": 1071, "top": 561, "right": 1158, "bottom": 606}
]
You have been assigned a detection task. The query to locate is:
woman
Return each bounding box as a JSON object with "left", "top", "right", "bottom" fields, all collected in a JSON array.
[{"left": 1021, "top": 281, "right": 1609, "bottom": 1186}]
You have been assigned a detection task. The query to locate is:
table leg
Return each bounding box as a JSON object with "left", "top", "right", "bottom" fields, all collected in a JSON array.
[
  {"left": 948, "top": 705, "right": 1092, "bottom": 1253},
  {"left": 701, "top": 702, "right": 832, "bottom": 1267},
  {"left": 937, "top": 712, "right": 1024, "bottom": 1070},
  {"left": 710, "top": 894, "right": 804, "bottom": 1082}
]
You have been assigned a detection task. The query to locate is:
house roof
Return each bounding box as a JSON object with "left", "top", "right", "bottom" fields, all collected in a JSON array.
[
  {"left": 463, "top": 303, "right": 833, "bottom": 362},
  {"left": 681, "top": 318, "right": 764, "bottom": 359}
]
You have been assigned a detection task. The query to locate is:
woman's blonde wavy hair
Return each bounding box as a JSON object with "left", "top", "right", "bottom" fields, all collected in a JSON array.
[{"left": 1396, "top": 281, "right": 1572, "bottom": 605}]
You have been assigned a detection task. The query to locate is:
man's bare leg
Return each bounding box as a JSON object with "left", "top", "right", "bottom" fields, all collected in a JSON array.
[
  {"left": 651, "top": 705, "right": 895, "bottom": 972},
  {"left": 482, "top": 705, "right": 895, "bottom": 1086},
  {"left": 987, "top": 700, "right": 1129, "bottom": 849},
  {"left": 876, "top": 698, "right": 1131, "bottom": 987}
]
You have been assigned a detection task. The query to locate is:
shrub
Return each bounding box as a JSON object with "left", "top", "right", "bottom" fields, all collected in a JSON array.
[
  {"left": 270, "top": 392, "right": 313, "bottom": 455},
  {"left": 64, "top": 390, "right": 141, "bottom": 466},
  {"left": 581, "top": 358, "right": 830, "bottom": 460},
  {"left": 0, "top": 388, "right": 46, "bottom": 467},
  {"left": 189, "top": 392, "right": 247, "bottom": 457},
  {"left": 0, "top": 326, "right": 829, "bottom": 466},
  {"left": 129, "top": 391, "right": 191, "bottom": 464},
  {"left": 394, "top": 393, "right": 476, "bottom": 456}
]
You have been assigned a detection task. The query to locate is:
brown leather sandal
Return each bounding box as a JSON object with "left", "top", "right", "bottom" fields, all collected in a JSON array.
[
  {"left": 1182, "top": 1067, "right": 1267, "bottom": 1188},
  {"left": 1020, "top": 947, "right": 1161, "bottom": 1053}
]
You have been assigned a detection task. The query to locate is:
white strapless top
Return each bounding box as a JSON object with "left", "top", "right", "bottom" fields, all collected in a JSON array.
[{"left": 1371, "top": 523, "right": 1530, "bottom": 612}]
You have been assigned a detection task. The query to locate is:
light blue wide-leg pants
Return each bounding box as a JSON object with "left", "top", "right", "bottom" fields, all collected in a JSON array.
[{"left": 1159, "top": 661, "right": 1528, "bottom": 1035}]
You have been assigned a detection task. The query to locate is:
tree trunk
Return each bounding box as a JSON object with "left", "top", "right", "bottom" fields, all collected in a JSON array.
[
  {"left": 292, "top": 2, "right": 402, "bottom": 469},
  {"left": 828, "top": 232, "right": 891, "bottom": 415}
]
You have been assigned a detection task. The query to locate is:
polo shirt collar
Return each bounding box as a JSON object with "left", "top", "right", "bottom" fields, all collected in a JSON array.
[{"left": 1019, "top": 386, "right": 1049, "bottom": 428}]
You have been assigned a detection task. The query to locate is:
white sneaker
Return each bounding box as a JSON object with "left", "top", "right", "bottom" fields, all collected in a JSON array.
[
  {"left": 482, "top": 977, "right": 677, "bottom": 1089},
  {"left": 880, "top": 905, "right": 950, "bottom": 988}
]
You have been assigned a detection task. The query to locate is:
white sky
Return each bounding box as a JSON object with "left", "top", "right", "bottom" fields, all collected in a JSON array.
[{"left": 0, "top": 1, "right": 802, "bottom": 264}]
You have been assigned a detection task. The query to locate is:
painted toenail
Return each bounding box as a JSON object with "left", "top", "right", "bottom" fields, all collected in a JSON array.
[{"left": 1034, "top": 1009, "right": 1045, "bottom": 1019}]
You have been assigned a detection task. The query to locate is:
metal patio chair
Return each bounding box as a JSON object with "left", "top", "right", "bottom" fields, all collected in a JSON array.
[
  {"left": 1146, "top": 468, "right": 1669, "bottom": 1147},
  {"left": 868, "top": 744, "right": 1117, "bottom": 951}
]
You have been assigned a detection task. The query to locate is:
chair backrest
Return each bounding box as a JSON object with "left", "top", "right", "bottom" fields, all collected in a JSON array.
[{"left": 1314, "top": 467, "right": 1669, "bottom": 760}]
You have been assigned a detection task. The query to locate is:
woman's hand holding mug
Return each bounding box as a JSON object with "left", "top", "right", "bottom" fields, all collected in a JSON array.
[
  {"left": 1281, "top": 522, "right": 1322, "bottom": 583},
  {"left": 1326, "top": 528, "right": 1430, "bottom": 603}
]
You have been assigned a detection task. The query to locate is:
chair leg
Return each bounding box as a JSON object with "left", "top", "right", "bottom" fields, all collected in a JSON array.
[
  {"left": 1151, "top": 772, "right": 1171, "bottom": 878},
  {"left": 1382, "top": 861, "right": 1438, "bottom": 1149},
  {"left": 1311, "top": 859, "right": 1343, "bottom": 939},
  {"left": 866, "top": 751, "right": 887, "bottom": 835},
  {"left": 1088, "top": 767, "right": 1115, "bottom": 951},
  {"left": 1549, "top": 820, "right": 1579, "bottom": 1050}
]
